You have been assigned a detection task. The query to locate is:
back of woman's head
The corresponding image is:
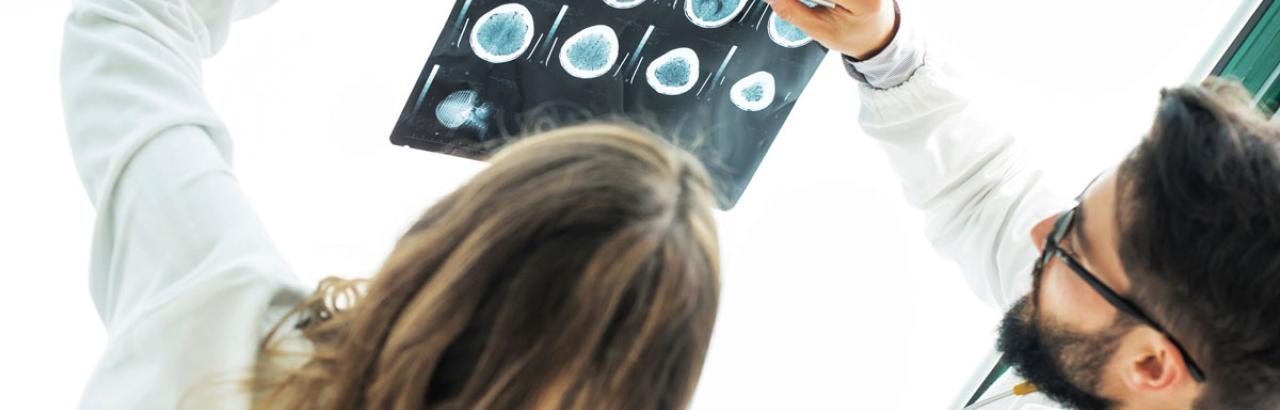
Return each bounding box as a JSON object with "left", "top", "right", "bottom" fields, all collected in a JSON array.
[{"left": 258, "top": 123, "right": 721, "bottom": 410}]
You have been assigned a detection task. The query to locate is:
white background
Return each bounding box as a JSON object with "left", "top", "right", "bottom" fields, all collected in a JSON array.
[{"left": 0, "top": 0, "right": 1241, "bottom": 408}]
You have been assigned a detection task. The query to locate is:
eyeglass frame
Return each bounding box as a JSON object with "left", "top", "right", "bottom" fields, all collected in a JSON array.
[{"left": 1035, "top": 205, "right": 1208, "bottom": 383}]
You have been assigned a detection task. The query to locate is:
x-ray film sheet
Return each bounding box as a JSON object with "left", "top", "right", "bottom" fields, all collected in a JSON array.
[{"left": 390, "top": 0, "right": 827, "bottom": 209}]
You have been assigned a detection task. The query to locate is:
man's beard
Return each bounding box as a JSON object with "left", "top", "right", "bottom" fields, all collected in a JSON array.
[{"left": 996, "top": 296, "right": 1136, "bottom": 410}]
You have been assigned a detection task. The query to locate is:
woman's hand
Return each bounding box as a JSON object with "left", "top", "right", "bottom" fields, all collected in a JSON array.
[{"left": 765, "top": 0, "right": 897, "bottom": 60}]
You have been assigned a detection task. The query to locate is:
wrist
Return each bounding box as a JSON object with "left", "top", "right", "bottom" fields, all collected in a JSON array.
[
  {"left": 841, "top": 0, "right": 922, "bottom": 90},
  {"left": 845, "top": 0, "right": 899, "bottom": 61},
  {"left": 849, "top": 3, "right": 901, "bottom": 60}
]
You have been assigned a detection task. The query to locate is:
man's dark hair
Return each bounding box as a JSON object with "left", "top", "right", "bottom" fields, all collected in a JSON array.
[{"left": 1117, "top": 78, "right": 1280, "bottom": 409}]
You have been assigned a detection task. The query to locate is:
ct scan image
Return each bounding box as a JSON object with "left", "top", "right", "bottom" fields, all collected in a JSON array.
[{"left": 389, "top": 0, "right": 827, "bottom": 209}]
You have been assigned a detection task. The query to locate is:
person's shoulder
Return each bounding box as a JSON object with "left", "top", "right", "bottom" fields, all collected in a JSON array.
[
  {"left": 81, "top": 267, "right": 309, "bottom": 408},
  {"left": 154, "top": 262, "right": 305, "bottom": 323}
]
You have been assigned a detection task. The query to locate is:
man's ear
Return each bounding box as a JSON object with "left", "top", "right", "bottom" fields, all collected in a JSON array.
[{"left": 1120, "top": 329, "right": 1187, "bottom": 392}]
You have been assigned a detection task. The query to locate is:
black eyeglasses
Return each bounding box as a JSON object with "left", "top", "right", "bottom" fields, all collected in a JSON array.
[{"left": 1036, "top": 205, "right": 1207, "bottom": 383}]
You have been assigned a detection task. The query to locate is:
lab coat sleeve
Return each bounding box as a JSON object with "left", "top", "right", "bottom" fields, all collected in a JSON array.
[
  {"left": 61, "top": 0, "right": 293, "bottom": 334},
  {"left": 61, "top": 0, "right": 306, "bottom": 407},
  {"left": 855, "top": 49, "right": 1070, "bottom": 309}
]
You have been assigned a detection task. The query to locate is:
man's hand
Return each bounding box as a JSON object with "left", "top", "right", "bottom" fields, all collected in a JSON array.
[{"left": 765, "top": 0, "right": 897, "bottom": 60}]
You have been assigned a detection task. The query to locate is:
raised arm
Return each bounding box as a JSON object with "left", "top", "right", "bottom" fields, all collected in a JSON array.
[
  {"left": 62, "top": 0, "right": 295, "bottom": 330},
  {"left": 62, "top": 0, "right": 305, "bottom": 406},
  {"left": 770, "top": 0, "right": 1068, "bottom": 308}
]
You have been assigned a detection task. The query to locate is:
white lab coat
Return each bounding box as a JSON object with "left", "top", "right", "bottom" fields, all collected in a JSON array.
[
  {"left": 854, "top": 44, "right": 1074, "bottom": 408},
  {"left": 61, "top": 0, "right": 307, "bottom": 408},
  {"left": 61, "top": 0, "right": 1074, "bottom": 408}
]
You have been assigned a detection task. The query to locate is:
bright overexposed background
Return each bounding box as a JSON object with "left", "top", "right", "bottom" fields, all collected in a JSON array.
[{"left": 0, "top": 0, "right": 1245, "bottom": 407}]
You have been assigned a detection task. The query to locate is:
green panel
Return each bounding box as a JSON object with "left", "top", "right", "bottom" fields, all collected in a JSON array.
[{"left": 1220, "top": 0, "right": 1280, "bottom": 113}]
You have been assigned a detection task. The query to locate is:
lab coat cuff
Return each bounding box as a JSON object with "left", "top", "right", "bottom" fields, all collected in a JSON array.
[
  {"left": 854, "top": 46, "right": 972, "bottom": 134},
  {"left": 842, "top": 1, "right": 924, "bottom": 90}
]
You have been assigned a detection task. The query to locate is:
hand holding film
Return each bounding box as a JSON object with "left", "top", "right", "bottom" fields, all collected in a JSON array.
[{"left": 764, "top": 0, "right": 896, "bottom": 60}]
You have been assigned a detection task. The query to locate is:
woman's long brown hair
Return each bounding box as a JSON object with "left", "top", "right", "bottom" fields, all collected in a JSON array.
[{"left": 253, "top": 123, "right": 721, "bottom": 409}]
